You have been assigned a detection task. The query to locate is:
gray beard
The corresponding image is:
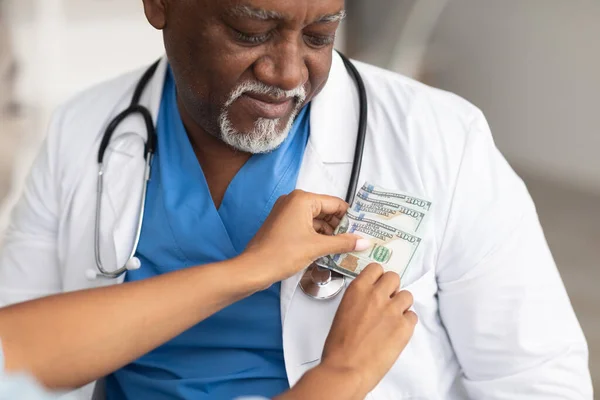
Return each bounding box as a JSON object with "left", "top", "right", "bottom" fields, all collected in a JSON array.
[
  {"left": 217, "top": 104, "right": 302, "bottom": 154},
  {"left": 216, "top": 80, "right": 307, "bottom": 153}
]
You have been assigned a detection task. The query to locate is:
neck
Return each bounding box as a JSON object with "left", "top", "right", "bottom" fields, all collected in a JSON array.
[{"left": 177, "top": 96, "right": 251, "bottom": 209}]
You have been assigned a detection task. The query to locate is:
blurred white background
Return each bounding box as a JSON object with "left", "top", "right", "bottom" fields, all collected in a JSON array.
[
  {"left": 0, "top": 0, "right": 163, "bottom": 230},
  {"left": 0, "top": 0, "right": 598, "bottom": 391}
]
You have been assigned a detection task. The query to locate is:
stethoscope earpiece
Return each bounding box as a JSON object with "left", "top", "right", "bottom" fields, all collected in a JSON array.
[
  {"left": 85, "top": 269, "right": 99, "bottom": 281},
  {"left": 125, "top": 257, "right": 142, "bottom": 271}
]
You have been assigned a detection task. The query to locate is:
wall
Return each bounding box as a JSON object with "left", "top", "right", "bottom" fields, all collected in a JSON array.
[
  {"left": 6, "top": 0, "right": 163, "bottom": 120},
  {"left": 424, "top": 0, "right": 600, "bottom": 194},
  {"left": 347, "top": 0, "right": 600, "bottom": 195},
  {"left": 0, "top": 0, "right": 164, "bottom": 234}
]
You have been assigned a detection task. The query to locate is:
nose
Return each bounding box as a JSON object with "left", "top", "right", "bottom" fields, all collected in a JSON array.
[{"left": 253, "top": 37, "right": 308, "bottom": 91}]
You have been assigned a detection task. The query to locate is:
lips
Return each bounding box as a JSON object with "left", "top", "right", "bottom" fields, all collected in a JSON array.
[{"left": 238, "top": 93, "right": 295, "bottom": 119}]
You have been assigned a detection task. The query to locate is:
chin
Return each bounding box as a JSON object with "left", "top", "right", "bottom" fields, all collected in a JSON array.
[{"left": 218, "top": 111, "right": 298, "bottom": 154}]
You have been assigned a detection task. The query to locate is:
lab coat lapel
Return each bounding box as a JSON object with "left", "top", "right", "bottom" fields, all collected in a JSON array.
[
  {"left": 103, "top": 57, "right": 168, "bottom": 269},
  {"left": 281, "top": 52, "right": 361, "bottom": 370}
]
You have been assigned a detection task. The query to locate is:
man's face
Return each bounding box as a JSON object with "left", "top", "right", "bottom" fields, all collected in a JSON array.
[{"left": 143, "top": 0, "right": 345, "bottom": 153}]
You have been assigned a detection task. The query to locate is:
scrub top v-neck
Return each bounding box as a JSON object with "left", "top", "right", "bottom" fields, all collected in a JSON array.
[{"left": 105, "top": 68, "right": 311, "bottom": 400}]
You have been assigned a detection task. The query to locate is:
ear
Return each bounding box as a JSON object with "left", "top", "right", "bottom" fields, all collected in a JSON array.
[{"left": 142, "top": 0, "right": 167, "bottom": 30}]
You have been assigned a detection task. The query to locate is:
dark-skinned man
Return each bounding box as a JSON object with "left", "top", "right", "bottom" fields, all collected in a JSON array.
[{"left": 0, "top": 1, "right": 591, "bottom": 399}]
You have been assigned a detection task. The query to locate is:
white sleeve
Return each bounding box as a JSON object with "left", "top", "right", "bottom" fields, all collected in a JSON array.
[
  {"left": 0, "top": 340, "right": 60, "bottom": 400},
  {"left": 0, "top": 109, "right": 65, "bottom": 307},
  {"left": 435, "top": 111, "right": 593, "bottom": 399}
]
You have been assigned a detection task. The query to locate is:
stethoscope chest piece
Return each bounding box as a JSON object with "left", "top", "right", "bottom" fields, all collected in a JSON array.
[{"left": 299, "top": 263, "right": 346, "bottom": 300}]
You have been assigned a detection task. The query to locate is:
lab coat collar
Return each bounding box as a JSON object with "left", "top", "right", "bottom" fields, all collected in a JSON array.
[{"left": 309, "top": 52, "right": 361, "bottom": 164}]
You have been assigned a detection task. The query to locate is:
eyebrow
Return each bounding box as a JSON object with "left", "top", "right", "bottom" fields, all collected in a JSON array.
[
  {"left": 316, "top": 10, "right": 347, "bottom": 23},
  {"left": 230, "top": 5, "right": 346, "bottom": 24},
  {"left": 231, "top": 5, "right": 284, "bottom": 20}
]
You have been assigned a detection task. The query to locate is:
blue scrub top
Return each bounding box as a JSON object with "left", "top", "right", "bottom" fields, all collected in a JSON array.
[{"left": 105, "top": 69, "right": 310, "bottom": 400}]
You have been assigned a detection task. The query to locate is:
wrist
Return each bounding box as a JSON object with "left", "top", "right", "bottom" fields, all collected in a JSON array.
[
  {"left": 279, "top": 362, "right": 367, "bottom": 400},
  {"left": 233, "top": 251, "right": 280, "bottom": 292},
  {"left": 317, "top": 360, "right": 366, "bottom": 398}
]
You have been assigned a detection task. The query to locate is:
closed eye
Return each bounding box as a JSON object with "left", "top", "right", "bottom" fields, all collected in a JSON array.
[
  {"left": 304, "top": 34, "right": 336, "bottom": 48},
  {"left": 233, "top": 29, "right": 272, "bottom": 45}
]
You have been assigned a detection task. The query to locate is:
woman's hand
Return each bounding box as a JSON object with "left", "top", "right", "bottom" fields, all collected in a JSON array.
[
  {"left": 276, "top": 264, "right": 417, "bottom": 400},
  {"left": 321, "top": 263, "right": 417, "bottom": 395},
  {"left": 243, "top": 190, "right": 370, "bottom": 284}
]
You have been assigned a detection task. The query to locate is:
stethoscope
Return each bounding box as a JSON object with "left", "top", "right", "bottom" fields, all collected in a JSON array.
[{"left": 90, "top": 52, "right": 368, "bottom": 301}]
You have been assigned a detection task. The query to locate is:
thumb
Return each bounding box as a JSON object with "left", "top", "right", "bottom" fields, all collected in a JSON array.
[{"left": 314, "top": 234, "right": 372, "bottom": 257}]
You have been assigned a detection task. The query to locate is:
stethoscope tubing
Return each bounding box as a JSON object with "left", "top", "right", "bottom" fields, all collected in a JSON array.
[{"left": 91, "top": 53, "right": 367, "bottom": 297}]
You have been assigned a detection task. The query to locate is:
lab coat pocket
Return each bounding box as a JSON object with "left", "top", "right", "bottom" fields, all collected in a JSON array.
[
  {"left": 395, "top": 229, "right": 436, "bottom": 289},
  {"left": 398, "top": 269, "right": 438, "bottom": 319},
  {"left": 400, "top": 269, "right": 435, "bottom": 295}
]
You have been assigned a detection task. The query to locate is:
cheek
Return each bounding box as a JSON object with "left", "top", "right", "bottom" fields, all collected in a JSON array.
[
  {"left": 165, "top": 26, "right": 257, "bottom": 129},
  {"left": 305, "top": 53, "right": 333, "bottom": 102},
  {"left": 169, "top": 37, "right": 247, "bottom": 101}
]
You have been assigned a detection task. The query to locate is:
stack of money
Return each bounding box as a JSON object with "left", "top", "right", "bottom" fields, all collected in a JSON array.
[{"left": 318, "top": 182, "right": 432, "bottom": 279}]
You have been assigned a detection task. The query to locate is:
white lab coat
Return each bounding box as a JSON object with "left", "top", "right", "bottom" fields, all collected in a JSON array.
[{"left": 0, "top": 53, "right": 593, "bottom": 399}]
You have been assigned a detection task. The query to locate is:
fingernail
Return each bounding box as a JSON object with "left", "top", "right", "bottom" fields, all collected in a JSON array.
[{"left": 354, "top": 238, "right": 371, "bottom": 252}]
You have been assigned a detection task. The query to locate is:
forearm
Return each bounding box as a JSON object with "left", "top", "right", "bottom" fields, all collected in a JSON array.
[
  {"left": 276, "top": 364, "right": 366, "bottom": 400},
  {"left": 0, "top": 253, "right": 269, "bottom": 389}
]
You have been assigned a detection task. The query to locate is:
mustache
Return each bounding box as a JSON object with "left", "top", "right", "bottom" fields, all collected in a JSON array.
[{"left": 224, "top": 81, "right": 307, "bottom": 108}]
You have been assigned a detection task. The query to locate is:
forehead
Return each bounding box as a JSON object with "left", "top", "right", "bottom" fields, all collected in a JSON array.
[{"left": 218, "top": 0, "right": 345, "bottom": 23}]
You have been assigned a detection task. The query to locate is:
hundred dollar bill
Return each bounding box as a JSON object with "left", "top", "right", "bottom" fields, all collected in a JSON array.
[
  {"left": 360, "top": 182, "right": 432, "bottom": 212},
  {"left": 321, "top": 211, "right": 422, "bottom": 278},
  {"left": 352, "top": 191, "right": 427, "bottom": 232}
]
